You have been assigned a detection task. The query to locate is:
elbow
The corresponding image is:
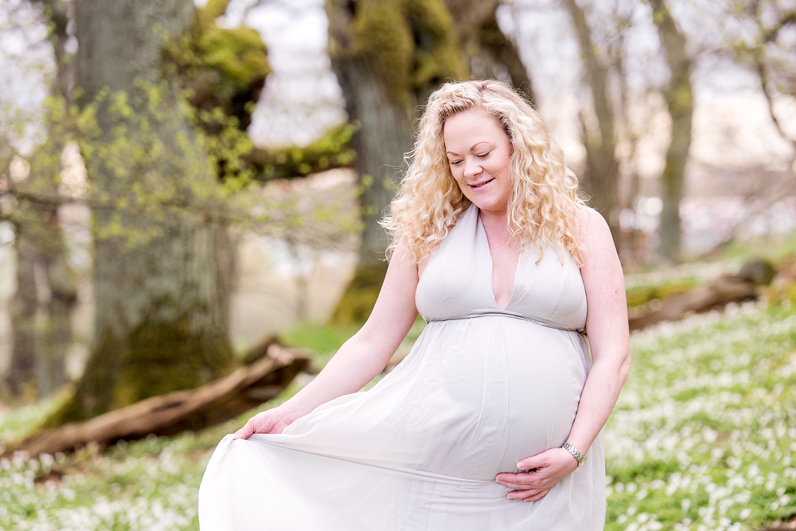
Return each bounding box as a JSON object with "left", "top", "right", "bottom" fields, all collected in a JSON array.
[{"left": 618, "top": 351, "right": 631, "bottom": 386}]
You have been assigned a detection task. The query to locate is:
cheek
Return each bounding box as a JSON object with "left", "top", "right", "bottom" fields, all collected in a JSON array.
[{"left": 449, "top": 167, "right": 465, "bottom": 186}]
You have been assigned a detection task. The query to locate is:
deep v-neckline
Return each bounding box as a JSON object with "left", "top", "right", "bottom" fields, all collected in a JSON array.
[{"left": 476, "top": 210, "right": 520, "bottom": 310}]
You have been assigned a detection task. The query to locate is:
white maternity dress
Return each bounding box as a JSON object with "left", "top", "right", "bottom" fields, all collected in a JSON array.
[{"left": 198, "top": 203, "right": 606, "bottom": 530}]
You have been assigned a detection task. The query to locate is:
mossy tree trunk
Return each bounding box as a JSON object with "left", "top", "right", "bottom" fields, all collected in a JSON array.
[
  {"left": 327, "top": 63, "right": 413, "bottom": 325},
  {"left": 563, "top": 0, "right": 620, "bottom": 249},
  {"left": 444, "top": 0, "right": 535, "bottom": 102},
  {"left": 47, "top": 0, "right": 236, "bottom": 425},
  {"left": 327, "top": 0, "right": 532, "bottom": 325},
  {"left": 326, "top": 0, "right": 466, "bottom": 325},
  {"left": 649, "top": 0, "right": 692, "bottom": 264}
]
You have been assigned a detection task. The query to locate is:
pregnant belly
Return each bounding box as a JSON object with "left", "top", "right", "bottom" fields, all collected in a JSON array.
[
  {"left": 413, "top": 317, "right": 589, "bottom": 478},
  {"left": 268, "top": 317, "right": 590, "bottom": 483}
]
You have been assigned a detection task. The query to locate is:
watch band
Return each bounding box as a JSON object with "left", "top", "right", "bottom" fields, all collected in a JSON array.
[{"left": 561, "top": 442, "right": 587, "bottom": 467}]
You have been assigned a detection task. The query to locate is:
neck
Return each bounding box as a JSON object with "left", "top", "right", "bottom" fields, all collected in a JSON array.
[{"left": 478, "top": 206, "right": 508, "bottom": 230}]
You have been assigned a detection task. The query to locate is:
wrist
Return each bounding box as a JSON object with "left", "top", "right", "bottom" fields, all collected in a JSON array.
[
  {"left": 277, "top": 401, "right": 312, "bottom": 422},
  {"left": 561, "top": 441, "right": 587, "bottom": 467}
]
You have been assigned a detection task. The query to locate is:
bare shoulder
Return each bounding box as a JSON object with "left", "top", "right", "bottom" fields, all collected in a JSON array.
[
  {"left": 574, "top": 206, "right": 613, "bottom": 253},
  {"left": 387, "top": 241, "right": 420, "bottom": 278}
]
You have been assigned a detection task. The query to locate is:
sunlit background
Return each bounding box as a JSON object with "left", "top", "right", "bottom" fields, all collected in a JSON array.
[{"left": 0, "top": 0, "right": 795, "bottom": 529}]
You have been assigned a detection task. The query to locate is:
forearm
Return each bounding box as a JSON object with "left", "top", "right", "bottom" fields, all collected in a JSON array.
[
  {"left": 281, "top": 335, "right": 392, "bottom": 418},
  {"left": 565, "top": 352, "right": 631, "bottom": 455}
]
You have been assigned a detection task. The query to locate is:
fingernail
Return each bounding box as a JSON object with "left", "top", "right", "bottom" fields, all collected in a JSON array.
[{"left": 516, "top": 462, "right": 523, "bottom": 469}]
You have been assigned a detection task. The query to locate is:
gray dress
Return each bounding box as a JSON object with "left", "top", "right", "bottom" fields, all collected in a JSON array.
[{"left": 198, "top": 202, "right": 606, "bottom": 530}]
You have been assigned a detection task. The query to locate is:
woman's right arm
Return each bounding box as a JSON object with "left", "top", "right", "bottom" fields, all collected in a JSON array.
[{"left": 234, "top": 246, "right": 421, "bottom": 439}]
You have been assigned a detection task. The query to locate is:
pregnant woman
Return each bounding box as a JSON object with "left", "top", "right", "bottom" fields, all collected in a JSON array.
[{"left": 198, "top": 79, "right": 631, "bottom": 530}]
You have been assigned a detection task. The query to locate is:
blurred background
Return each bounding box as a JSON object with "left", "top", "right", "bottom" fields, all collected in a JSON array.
[{"left": 0, "top": 0, "right": 795, "bottom": 530}]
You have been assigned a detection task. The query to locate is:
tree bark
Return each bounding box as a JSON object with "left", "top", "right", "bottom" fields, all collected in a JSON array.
[
  {"left": 36, "top": 0, "right": 78, "bottom": 398},
  {"left": 5, "top": 0, "right": 78, "bottom": 399},
  {"left": 328, "top": 63, "right": 413, "bottom": 324},
  {"left": 46, "top": 0, "right": 236, "bottom": 425},
  {"left": 649, "top": 0, "right": 692, "bottom": 264},
  {"left": 327, "top": 0, "right": 532, "bottom": 325},
  {"left": 326, "top": 0, "right": 465, "bottom": 325},
  {"left": 563, "top": 0, "right": 620, "bottom": 248},
  {"left": 8, "top": 237, "right": 38, "bottom": 398},
  {"left": 6, "top": 180, "right": 76, "bottom": 400},
  {"left": 445, "top": 0, "right": 535, "bottom": 103}
]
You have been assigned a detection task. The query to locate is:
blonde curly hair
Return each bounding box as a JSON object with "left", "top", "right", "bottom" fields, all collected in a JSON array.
[{"left": 381, "top": 79, "right": 586, "bottom": 266}]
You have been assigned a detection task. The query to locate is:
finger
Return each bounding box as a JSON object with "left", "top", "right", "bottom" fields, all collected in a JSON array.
[
  {"left": 517, "top": 455, "right": 547, "bottom": 472},
  {"left": 495, "top": 470, "right": 537, "bottom": 483},
  {"left": 496, "top": 469, "right": 541, "bottom": 484},
  {"left": 233, "top": 419, "right": 255, "bottom": 440},
  {"left": 523, "top": 489, "right": 549, "bottom": 502},
  {"left": 499, "top": 480, "right": 535, "bottom": 490},
  {"left": 506, "top": 489, "right": 541, "bottom": 500},
  {"left": 497, "top": 475, "right": 544, "bottom": 490},
  {"left": 499, "top": 479, "right": 545, "bottom": 492}
]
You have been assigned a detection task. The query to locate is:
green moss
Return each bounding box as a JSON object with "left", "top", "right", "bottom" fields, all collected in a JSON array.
[
  {"left": 329, "top": 260, "right": 390, "bottom": 326},
  {"left": 162, "top": 0, "right": 270, "bottom": 130},
  {"left": 251, "top": 122, "right": 358, "bottom": 181},
  {"left": 625, "top": 278, "right": 698, "bottom": 307},
  {"left": 280, "top": 321, "right": 362, "bottom": 356},
  {"left": 109, "top": 319, "right": 235, "bottom": 410},
  {"left": 339, "top": 0, "right": 466, "bottom": 105},
  {"left": 42, "top": 310, "right": 236, "bottom": 427},
  {"left": 351, "top": 1, "right": 414, "bottom": 103}
]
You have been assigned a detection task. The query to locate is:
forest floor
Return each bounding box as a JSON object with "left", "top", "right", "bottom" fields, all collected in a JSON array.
[{"left": 1, "top": 262, "right": 795, "bottom": 530}]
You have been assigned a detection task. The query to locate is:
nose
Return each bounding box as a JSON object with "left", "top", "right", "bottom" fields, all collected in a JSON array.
[{"left": 463, "top": 156, "right": 482, "bottom": 179}]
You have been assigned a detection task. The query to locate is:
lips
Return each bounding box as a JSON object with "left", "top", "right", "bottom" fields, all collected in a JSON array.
[{"left": 470, "top": 178, "right": 494, "bottom": 189}]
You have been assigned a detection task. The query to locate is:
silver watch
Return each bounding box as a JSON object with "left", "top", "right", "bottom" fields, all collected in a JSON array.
[{"left": 561, "top": 442, "right": 587, "bottom": 467}]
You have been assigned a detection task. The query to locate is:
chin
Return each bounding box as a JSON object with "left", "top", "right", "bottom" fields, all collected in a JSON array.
[{"left": 471, "top": 197, "right": 508, "bottom": 213}]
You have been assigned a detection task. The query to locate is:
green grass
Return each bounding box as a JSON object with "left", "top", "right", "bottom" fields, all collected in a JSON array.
[
  {"left": 625, "top": 279, "right": 699, "bottom": 308},
  {"left": 279, "top": 320, "right": 362, "bottom": 357},
  {"left": 605, "top": 302, "right": 796, "bottom": 530},
  {"left": 1, "top": 306, "right": 794, "bottom": 530},
  {"left": 719, "top": 231, "right": 796, "bottom": 264}
]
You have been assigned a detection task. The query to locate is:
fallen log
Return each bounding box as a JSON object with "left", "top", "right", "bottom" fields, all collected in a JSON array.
[
  {"left": 2, "top": 343, "right": 311, "bottom": 458},
  {"left": 627, "top": 260, "right": 773, "bottom": 331}
]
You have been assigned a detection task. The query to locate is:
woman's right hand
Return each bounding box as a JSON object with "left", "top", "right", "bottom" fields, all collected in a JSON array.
[{"left": 232, "top": 405, "right": 303, "bottom": 440}]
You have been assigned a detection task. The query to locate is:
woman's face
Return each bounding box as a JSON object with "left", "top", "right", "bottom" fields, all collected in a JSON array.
[{"left": 442, "top": 107, "right": 513, "bottom": 216}]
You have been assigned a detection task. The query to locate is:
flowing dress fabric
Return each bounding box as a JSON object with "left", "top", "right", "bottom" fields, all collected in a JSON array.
[{"left": 198, "top": 204, "right": 606, "bottom": 530}]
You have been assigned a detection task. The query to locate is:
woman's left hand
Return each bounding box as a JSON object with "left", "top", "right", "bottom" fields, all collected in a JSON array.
[{"left": 494, "top": 447, "right": 579, "bottom": 501}]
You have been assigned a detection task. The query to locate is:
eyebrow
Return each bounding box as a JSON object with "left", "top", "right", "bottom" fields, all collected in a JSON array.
[{"left": 446, "top": 141, "right": 490, "bottom": 156}]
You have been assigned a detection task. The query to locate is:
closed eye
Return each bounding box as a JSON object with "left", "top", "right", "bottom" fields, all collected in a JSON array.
[
  {"left": 449, "top": 160, "right": 462, "bottom": 166},
  {"left": 476, "top": 152, "right": 490, "bottom": 159}
]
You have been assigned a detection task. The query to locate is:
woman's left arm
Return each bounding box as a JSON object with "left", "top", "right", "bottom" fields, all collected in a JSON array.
[{"left": 496, "top": 207, "right": 631, "bottom": 501}]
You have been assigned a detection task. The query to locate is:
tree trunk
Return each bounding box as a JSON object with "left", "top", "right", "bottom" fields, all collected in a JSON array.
[
  {"left": 46, "top": 0, "right": 236, "bottom": 425},
  {"left": 328, "top": 63, "right": 413, "bottom": 325},
  {"left": 5, "top": 0, "right": 78, "bottom": 400},
  {"left": 326, "top": 0, "right": 464, "bottom": 325},
  {"left": 649, "top": 0, "right": 692, "bottom": 264},
  {"left": 563, "top": 0, "right": 620, "bottom": 248},
  {"left": 39, "top": 254, "right": 75, "bottom": 395},
  {"left": 445, "top": 0, "right": 535, "bottom": 103},
  {"left": 8, "top": 237, "right": 38, "bottom": 398},
  {"left": 327, "top": 0, "right": 531, "bottom": 325}
]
